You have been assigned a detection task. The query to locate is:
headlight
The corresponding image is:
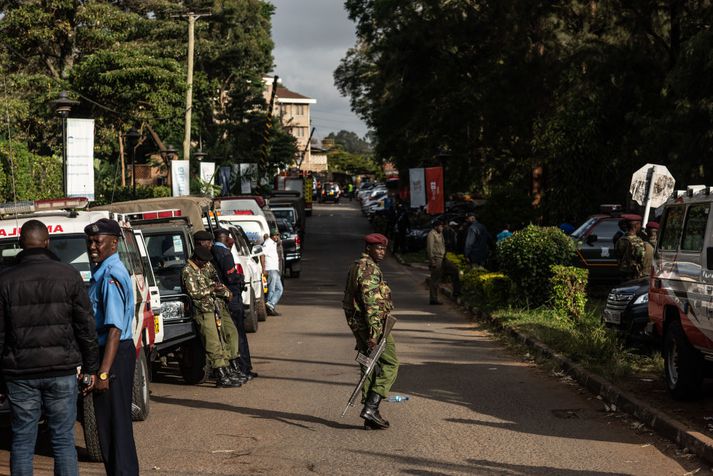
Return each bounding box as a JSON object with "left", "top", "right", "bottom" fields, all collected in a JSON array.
[
  {"left": 160, "top": 301, "right": 185, "bottom": 321},
  {"left": 633, "top": 293, "right": 649, "bottom": 305}
]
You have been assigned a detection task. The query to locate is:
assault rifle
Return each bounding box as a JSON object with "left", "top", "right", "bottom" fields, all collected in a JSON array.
[{"left": 341, "top": 315, "right": 397, "bottom": 417}]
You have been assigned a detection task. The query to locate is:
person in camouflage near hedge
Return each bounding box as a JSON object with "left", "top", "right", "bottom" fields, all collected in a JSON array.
[
  {"left": 615, "top": 214, "right": 649, "bottom": 280},
  {"left": 343, "top": 233, "right": 399, "bottom": 430}
]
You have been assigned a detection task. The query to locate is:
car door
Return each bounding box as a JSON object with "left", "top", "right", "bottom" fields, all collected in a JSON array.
[
  {"left": 134, "top": 229, "right": 163, "bottom": 344},
  {"left": 579, "top": 218, "right": 622, "bottom": 281}
]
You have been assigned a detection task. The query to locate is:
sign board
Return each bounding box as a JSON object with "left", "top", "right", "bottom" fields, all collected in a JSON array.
[
  {"left": 240, "top": 163, "right": 257, "bottom": 194},
  {"left": 66, "top": 118, "right": 95, "bottom": 200},
  {"left": 630, "top": 164, "right": 675, "bottom": 208},
  {"left": 425, "top": 166, "right": 444, "bottom": 215},
  {"left": 199, "top": 162, "right": 216, "bottom": 197},
  {"left": 171, "top": 160, "right": 190, "bottom": 197},
  {"left": 409, "top": 168, "right": 425, "bottom": 208}
]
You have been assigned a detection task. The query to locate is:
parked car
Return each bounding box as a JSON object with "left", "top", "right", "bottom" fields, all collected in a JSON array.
[
  {"left": 320, "top": 182, "right": 341, "bottom": 203},
  {"left": 649, "top": 185, "right": 713, "bottom": 399},
  {"left": 276, "top": 217, "right": 301, "bottom": 278},
  {"left": 602, "top": 278, "right": 650, "bottom": 343}
]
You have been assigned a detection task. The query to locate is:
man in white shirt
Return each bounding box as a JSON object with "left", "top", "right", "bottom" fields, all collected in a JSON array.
[{"left": 262, "top": 229, "right": 284, "bottom": 316}]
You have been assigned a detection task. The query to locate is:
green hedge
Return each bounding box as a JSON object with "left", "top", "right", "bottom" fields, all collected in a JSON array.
[
  {"left": 462, "top": 268, "right": 512, "bottom": 311},
  {"left": 549, "top": 265, "right": 588, "bottom": 320},
  {"left": 497, "top": 225, "right": 576, "bottom": 307}
]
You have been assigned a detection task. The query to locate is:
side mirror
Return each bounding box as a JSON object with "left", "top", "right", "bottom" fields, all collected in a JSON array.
[
  {"left": 585, "top": 234, "right": 598, "bottom": 246},
  {"left": 251, "top": 245, "right": 263, "bottom": 255},
  {"left": 707, "top": 247, "right": 713, "bottom": 270}
]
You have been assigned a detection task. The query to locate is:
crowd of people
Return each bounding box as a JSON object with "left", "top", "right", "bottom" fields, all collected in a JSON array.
[{"left": 0, "top": 219, "right": 279, "bottom": 475}]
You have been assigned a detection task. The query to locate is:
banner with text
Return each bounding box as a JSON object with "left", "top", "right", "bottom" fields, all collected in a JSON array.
[
  {"left": 425, "top": 166, "right": 444, "bottom": 214},
  {"left": 171, "top": 160, "right": 190, "bottom": 196},
  {"left": 409, "top": 168, "right": 425, "bottom": 208},
  {"left": 66, "top": 118, "right": 95, "bottom": 200}
]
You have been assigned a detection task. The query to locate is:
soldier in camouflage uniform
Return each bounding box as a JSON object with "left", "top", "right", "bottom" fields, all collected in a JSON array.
[
  {"left": 615, "top": 215, "right": 648, "bottom": 280},
  {"left": 182, "top": 246, "right": 242, "bottom": 388},
  {"left": 343, "top": 233, "right": 399, "bottom": 430}
]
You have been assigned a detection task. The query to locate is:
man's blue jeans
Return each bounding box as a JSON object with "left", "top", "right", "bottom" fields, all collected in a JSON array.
[
  {"left": 266, "top": 270, "right": 283, "bottom": 309},
  {"left": 6, "top": 374, "right": 79, "bottom": 476}
]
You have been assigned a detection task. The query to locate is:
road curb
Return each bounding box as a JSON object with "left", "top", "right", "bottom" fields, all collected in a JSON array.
[
  {"left": 392, "top": 252, "right": 410, "bottom": 267},
  {"left": 436, "top": 284, "right": 713, "bottom": 465}
]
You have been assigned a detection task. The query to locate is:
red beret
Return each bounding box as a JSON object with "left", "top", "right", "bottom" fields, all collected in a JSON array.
[
  {"left": 364, "top": 233, "right": 389, "bottom": 246},
  {"left": 646, "top": 221, "right": 660, "bottom": 230},
  {"left": 621, "top": 213, "right": 642, "bottom": 222}
]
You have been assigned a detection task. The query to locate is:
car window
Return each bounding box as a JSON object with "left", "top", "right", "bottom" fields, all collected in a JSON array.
[
  {"left": 144, "top": 232, "right": 188, "bottom": 294},
  {"left": 681, "top": 204, "right": 710, "bottom": 252},
  {"left": 119, "top": 231, "right": 143, "bottom": 276},
  {"left": 590, "top": 219, "right": 620, "bottom": 242},
  {"left": 659, "top": 205, "right": 686, "bottom": 251},
  {"left": 273, "top": 209, "right": 295, "bottom": 223},
  {"left": 0, "top": 234, "right": 93, "bottom": 282},
  {"left": 227, "top": 220, "right": 264, "bottom": 244}
]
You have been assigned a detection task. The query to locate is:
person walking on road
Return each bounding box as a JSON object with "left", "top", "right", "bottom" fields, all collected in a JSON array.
[
  {"left": 0, "top": 220, "right": 98, "bottom": 476},
  {"left": 464, "top": 213, "right": 491, "bottom": 267},
  {"left": 183, "top": 245, "right": 244, "bottom": 388},
  {"left": 263, "top": 229, "right": 284, "bottom": 316},
  {"left": 85, "top": 218, "right": 139, "bottom": 476},
  {"left": 213, "top": 229, "right": 258, "bottom": 381},
  {"left": 427, "top": 220, "right": 461, "bottom": 305},
  {"left": 343, "top": 233, "right": 399, "bottom": 430}
]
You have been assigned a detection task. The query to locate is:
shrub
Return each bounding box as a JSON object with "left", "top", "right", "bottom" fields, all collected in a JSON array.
[
  {"left": 462, "top": 268, "right": 512, "bottom": 311},
  {"left": 446, "top": 252, "right": 467, "bottom": 271},
  {"left": 497, "top": 225, "right": 576, "bottom": 307},
  {"left": 549, "top": 265, "right": 588, "bottom": 320}
]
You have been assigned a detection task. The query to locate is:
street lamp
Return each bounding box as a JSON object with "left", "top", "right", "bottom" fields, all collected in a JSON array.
[
  {"left": 161, "top": 145, "right": 178, "bottom": 187},
  {"left": 125, "top": 127, "right": 141, "bottom": 199},
  {"left": 193, "top": 150, "right": 207, "bottom": 162},
  {"left": 51, "top": 91, "right": 79, "bottom": 196}
]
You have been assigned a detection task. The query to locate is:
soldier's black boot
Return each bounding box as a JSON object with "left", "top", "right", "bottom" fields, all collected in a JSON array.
[
  {"left": 360, "top": 391, "right": 389, "bottom": 429},
  {"left": 215, "top": 367, "right": 241, "bottom": 388},
  {"left": 229, "top": 359, "right": 249, "bottom": 384}
]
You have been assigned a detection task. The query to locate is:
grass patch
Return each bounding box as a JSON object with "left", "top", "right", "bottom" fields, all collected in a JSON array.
[{"left": 489, "top": 307, "right": 662, "bottom": 381}]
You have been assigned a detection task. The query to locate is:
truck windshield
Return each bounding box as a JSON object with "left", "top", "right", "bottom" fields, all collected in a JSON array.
[
  {"left": 0, "top": 235, "right": 92, "bottom": 282},
  {"left": 273, "top": 209, "right": 295, "bottom": 223},
  {"left": 144, "top": 232, "right": 188, "bottom": 294}
]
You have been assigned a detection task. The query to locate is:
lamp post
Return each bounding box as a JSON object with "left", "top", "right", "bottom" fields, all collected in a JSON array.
[
  {"left": 161, "top": 144, "right": 178, "bottom": 188},
  {"left": 51, "top": 91, "right": 80, "bottom": 196},
  {"left": 125, "top": 127, "right": 141, "bottom": 199}
]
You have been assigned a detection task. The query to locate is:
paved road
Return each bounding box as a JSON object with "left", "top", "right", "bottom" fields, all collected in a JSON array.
[{"left": 0, "top": 202, "right": 710, "bottom": 475}]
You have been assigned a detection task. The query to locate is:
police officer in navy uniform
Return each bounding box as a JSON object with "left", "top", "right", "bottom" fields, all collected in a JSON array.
[
  {"left": 85, "top": 218, "right": 139, "bottom": 476},
  {"left": 212, "top": 229, "right": 258, "bottom": 380}
]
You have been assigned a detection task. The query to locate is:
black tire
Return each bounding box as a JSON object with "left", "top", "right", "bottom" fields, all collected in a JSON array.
[
  {"left": 180, "top": 337, "right": 208, "bottom": 385},
  {"left": 245, "top": 292, "right": 259, "bottom": 332},
  {"left": 131, "top": 350, "right": 150, "bottom": 421},
  {"left": 664, "top": 320, "right": 704, "bottom": 400},
  {"left": 256, "top": 294, "right": 268, "bottom": 322},
  {"left": 80, "top": 395, "right": 103, "bottom": 462}
]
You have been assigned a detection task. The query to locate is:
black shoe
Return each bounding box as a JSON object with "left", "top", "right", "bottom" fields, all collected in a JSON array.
[
  {"left": 360, "top": 391, "right": 389, "bottom": 429},
  {"left": 229, "top": 360, "right": 249, "bottom": 384},
  {"left": 245, "top": 371, "right": 258, "bottom": 380},
  {"left": 215, "top": 367, "right": 241, "bottom": 388},
  {"left": 364, "top": 419, "right": 388, "bottom": 430},
  {"left": 267, "top": 306, "right": 281, "bottom": 316}
]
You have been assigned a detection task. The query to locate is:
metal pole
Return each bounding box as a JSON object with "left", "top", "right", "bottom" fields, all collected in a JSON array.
[
  {"left": 132, "top": 144, "right": 137, "bottom": 199},
  {"left": 642, "top": 166, "right": 657, "bottom": 225},
  {"left": 183, "top": 14, "right": 196, "bottom": 163},
  {"left": 62, "top": 116, "right": 67, "bottom": 196}
]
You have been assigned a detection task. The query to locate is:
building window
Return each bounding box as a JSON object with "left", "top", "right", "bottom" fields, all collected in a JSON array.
[{"left": 296, "top": 105, "right": 305, "bottom": 116}]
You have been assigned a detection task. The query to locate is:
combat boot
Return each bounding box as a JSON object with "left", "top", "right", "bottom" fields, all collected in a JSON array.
[
  {"left": 214, "top": 367, "right": 241, "bottom": 388},
  {"left": 229, "top": 359, "right": 249, "bottom": 384},
  {"left": 360, "top": 391, "right": 389, "bottom": 429}
]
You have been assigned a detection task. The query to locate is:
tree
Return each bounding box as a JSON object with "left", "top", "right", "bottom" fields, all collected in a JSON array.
[{"left": 325, "top": 130, "right": 372, "bottom": 155}]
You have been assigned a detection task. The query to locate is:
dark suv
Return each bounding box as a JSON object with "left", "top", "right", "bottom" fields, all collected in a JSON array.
[{"left": 571, "top": 205, "right": 630, "bottom": 283}]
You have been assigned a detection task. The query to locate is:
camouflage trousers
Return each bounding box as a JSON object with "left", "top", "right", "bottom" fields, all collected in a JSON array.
[
  {"left": 354, "top": 330, "right": 399, "bottom": 401},
  {"left": 194, "top": 310, "right": 239, "bottom": 369}
]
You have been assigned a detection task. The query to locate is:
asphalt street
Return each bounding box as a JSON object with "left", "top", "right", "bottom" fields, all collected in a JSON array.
[{"left": 0, "top": 201, "right": 710, "bottom": 475}]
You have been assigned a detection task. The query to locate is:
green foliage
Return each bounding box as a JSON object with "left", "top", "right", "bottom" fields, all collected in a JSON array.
[
  {"left": 0, "top": 141, "right": 61, "bottom": 201},
  {"left": 461, "top": 268, "right": 512, "bottom": 312},
  {"left": 328, "top": 148, "right": 381, "bottom": 176},
  {"left": 93, "top": 185, "right": 171, "bottom": 206},
  {"left": 549, "top": 265, "right": 588, "bottom": 320},
  {"left": 497, "top": 225, "right": 576, "bottom": 306},
  {"left": 325, "top": 130, "right": 372, "bottom": 154}
]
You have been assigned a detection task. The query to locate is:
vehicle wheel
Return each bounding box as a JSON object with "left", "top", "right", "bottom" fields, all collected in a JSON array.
[
  {"left": 245, "top": 292, "right": 259, "bottom": 332},
  {"left": 131, "top": 350, "right": 150, "bottom": 421},
  {"left": 180, "top": 337, "right": 208, "bottom": 385},
  {"left": 664, "top": 320, "right": 704, "bottom": 400},
  {"left": 80, "top": 395, "right": 103, "bottom": 462},
  {"left": 256, "top": 294, "right": 268, "bottom": 322}
]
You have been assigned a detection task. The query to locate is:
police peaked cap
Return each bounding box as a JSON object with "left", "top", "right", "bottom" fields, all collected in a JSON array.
[
  {"left": 193, "top": 246, "right": 213, "bottom": 262},
  {"left": 364, "top": 233, "right": 388, "bottom": 247},
  {"left": 84, "top": 218, "right": 122, "bottom": 237},
  {"left": 193, "top": 230, "right": 213, "bottom": 242}
]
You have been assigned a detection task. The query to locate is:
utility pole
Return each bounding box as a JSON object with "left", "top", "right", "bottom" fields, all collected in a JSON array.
[
  {"left": 259, "top": 75, "right": 280, "bottom": 184},
  {"left": 296, "top": 127, "right": 316, "bottom": 169},
  {"left": 176, "top": 12, "right": 211, "bottom": 163}
]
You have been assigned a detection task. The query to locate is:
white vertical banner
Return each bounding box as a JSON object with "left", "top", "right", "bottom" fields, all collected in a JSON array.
[
  {"left": 409, "top": 168, "right": 426, "bottom": 208},
  {"left": 199, "top": 162, "right": 215, "bottom": 185},
  {"left": 171, "top": 160, "right": 190, "bottom": 196},
  {"left": 239, "top": 163, "right": 257, "bottom": 194},
  {"left": 66, "top": 118, "right": 95, "bottom": 200}
]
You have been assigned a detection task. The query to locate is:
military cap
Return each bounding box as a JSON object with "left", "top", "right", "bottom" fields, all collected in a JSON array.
[
  {"left": 364, "top": 233, "right": 389, "bottom": 247},
  {"left": 646, "top": 221, "right": 660, "bottom": 230},
  {"left": 193, "top": 230, "right": 213, "bottom": 242},
  {"left": 621, "top": 213, "right": 642, "bottom": 222},
  {"left": 214, "top": 228, "right": 231, "bottom": 238},
  {"left": 193, "top": 246, "right": 213, "bottom": 262},
  {"left": 84, "top": 218, "right": 122, "bottom": 237}
]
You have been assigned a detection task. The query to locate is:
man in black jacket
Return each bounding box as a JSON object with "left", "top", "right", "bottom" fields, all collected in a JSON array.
[
  {"left": 0, "top": 219, "right": 99, "bottom": 476},
  {"left": 212, "top": 229, "right": 257, "bottom": 380}
]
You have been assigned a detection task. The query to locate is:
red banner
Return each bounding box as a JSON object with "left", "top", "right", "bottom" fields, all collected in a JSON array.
[{"left": 425, "top": 166, "right": 444, "bottom": 214}]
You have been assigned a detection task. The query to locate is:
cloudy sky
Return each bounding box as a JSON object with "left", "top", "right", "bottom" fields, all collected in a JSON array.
[{"left": 269, "top": 0, "right": 368, "bottom": 139}]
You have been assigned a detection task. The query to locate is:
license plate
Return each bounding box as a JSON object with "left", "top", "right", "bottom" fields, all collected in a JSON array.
[
  {"left": 154, "top": 316, "right": 160, "bottom": 334},
  {"left": 603, "top": 309, "right": 621, "bottom": 324}
]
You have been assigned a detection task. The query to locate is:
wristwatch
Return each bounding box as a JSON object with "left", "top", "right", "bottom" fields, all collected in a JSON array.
[{"left": 98, "top": 372, "right": 109, "bottom": 381}]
